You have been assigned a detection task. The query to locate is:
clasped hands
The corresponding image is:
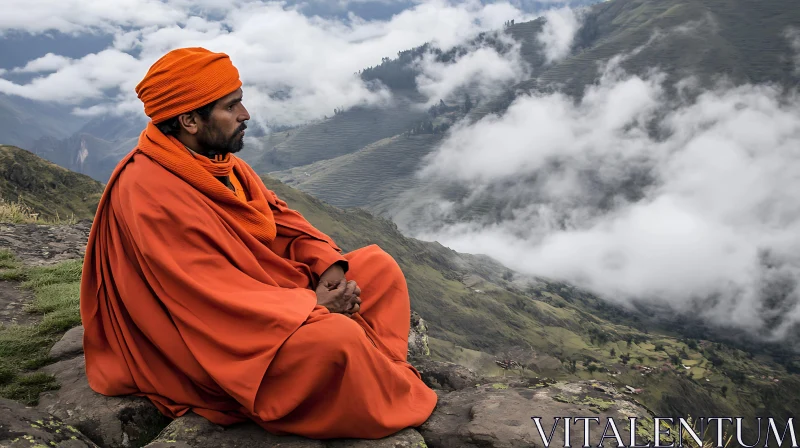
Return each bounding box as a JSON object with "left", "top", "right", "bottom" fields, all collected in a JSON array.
[{"left": 315, "top": 263, "right": 361, "bottom": 317}]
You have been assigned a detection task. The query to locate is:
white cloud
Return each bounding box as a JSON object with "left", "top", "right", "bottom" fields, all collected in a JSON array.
[
  {"left": 414, "top": 39, "right": 529, "bottom": 106},
  {"left": 414, "top": 62, "right": 800, "bottom": 340},
  {"left": 0, "top": 0, "right": 187, "bottom": 35},
  {"left": 787, "top": 27, "right": 800, "bottom": 74},
  {"left": 0, "top": 0, "right": 535, "bottom": 128},
  {"left": 0, "top": 50, "right": 143, "bottom": 103},
  {"left": 11, "top": 53, "right": 73, "bottom": 73},
  {"left": 537, "top": 6, "right": 581, "bottom": 63}
]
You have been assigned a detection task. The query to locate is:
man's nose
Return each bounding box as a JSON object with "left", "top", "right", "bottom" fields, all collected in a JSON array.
[{"left": 239, "top": 105, "right": 250, "bottom": 122}]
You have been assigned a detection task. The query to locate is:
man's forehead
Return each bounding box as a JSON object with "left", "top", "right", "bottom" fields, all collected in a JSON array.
[{"left": 219, "top": 88, "right": 244, "bottom": 103}]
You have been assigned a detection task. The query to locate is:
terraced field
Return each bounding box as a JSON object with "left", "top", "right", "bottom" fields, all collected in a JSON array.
[
  {"left": 242, "top": 92, "right": 428, "bottom": 173},
  {"left": 272, "top": 133, "right": 444, "bottom": 215}
]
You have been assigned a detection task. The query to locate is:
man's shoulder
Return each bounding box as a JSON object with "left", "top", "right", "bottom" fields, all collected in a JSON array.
[{"left": 116, "top": 152, "right": 185, "bottom": 192}]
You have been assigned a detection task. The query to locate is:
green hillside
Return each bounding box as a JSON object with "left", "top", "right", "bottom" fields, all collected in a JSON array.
[
  {"left": 274, "top": 134, "right": 443, "bottom": 214},
  {"left": 0, "top": 145, "right": 104, "bottom": 221}
]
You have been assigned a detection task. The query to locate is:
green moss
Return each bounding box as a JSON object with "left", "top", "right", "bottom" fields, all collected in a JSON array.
[
  {"left": 582, "top": 396, "right": 615, "bottom": 412},
  {"left": 491, "top": 383, "right": 509, "bottom": 389},
  {"left": 552, "top": 394, "right": 572, "bottom": 404}
]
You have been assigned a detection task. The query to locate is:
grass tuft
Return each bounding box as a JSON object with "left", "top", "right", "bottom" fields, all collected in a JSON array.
[
  {"left": 0, "top": 261, "right": 83, "bottom": 405},
  {"left": 0, "top": 249, "right": 18, "bottom": 269},
  {"left": 22, "top": 260, "right": 82, "bottom": 289},
  {"left": 0, "top": 197, "right": 78, "bottom": 225}
]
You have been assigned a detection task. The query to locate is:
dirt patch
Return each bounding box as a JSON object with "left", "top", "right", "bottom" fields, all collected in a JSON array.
[{"left": 0, "top": 280, "right": 36, "bottom": 326}]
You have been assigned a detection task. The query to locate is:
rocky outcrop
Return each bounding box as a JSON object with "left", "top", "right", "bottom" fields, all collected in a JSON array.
[
  {"left": 36, "top": 356, "right": 170, "bottom": 448},
  {"left": 49, "top": 325, "right": 85, "bottom": 361},
  {"left": 420, "top": 379, "right": 647, "bottom": 448},
  {"left": 25, "top": 327, "right": 651, "bottom": 448},
  {"left": 408, "top": 311, "right": 429, "bottom": 358},
  {"left": 0, "top": 222, "right": 653, "bottom": 447},
  {"left": 0, "top": 397, "right": 99, "bottom": 447},
  {"left": 411, "top": 357, "right": 479, "bottom": 392}
]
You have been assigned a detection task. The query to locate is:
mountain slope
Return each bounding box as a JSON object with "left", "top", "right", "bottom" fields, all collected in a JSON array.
[
  {"left": 1, "top": 148, "right": 796, "bottom": 436},
  {"left": 0, "top": 94, "right": 87, "bottom": 150},
  {"left": 261, "top": 175, "right": 800, "bottom": 437},
  {"left": 0, "top": 145, "right": 104, "bottom": 220},
  {"left": 523, "top": 0, "right": 800, "bottom": 96},
  {"left": 30, "top": 134, "right": 137, "bottom": 183}
]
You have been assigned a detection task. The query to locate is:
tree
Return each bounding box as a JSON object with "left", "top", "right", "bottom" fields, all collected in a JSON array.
[
  {"left": 708, "top": 352, "right": 725, "bottom": 367},
  {"left": 655, "top": 344, "right": 665, "bottom": 351},
  {"left": 610, "top": 348, "right": 616, "bottom": 357},
  {"left": 569, "top": 359, "right": 577, "bottom": 374},
  {"left": 721, "top": 385, "right": 728, "bottom": 397},
  {"left": 587, "top": 363, "right": 598, "bottom": 375}
]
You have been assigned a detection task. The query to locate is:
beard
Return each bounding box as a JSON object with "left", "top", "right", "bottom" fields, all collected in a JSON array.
[{"left": 197, "top": 122, "right": 246, "bottom": 157}]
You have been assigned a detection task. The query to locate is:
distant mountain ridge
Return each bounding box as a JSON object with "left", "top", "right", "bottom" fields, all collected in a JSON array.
[{"left": 269, "top": 0, "right": 800, "bottom": 221}]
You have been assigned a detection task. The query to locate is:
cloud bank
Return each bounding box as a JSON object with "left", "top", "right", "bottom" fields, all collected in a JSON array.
[
  {"left": 0, "top": 0, "right": 538, "bottom": 129},
  {"left": 414, "top": 60, "right": 800, "bottom": 341}
]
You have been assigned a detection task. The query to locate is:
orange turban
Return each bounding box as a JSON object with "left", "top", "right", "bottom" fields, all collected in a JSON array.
[{"left": 135, "top": 47, "right": 243, "bottom": 124}]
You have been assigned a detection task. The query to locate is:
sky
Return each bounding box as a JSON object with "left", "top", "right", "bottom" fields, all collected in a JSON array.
[{"left": 3, "top": 0, "right": 800, "bottom": 342}]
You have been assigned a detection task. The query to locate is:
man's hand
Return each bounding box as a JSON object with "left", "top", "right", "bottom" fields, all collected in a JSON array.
[
  {"left": 315, "top": 279, "right": 361, "bottom": 316},
  {"left": 319, "top": 263, "right": 346, "bottom": 290}
]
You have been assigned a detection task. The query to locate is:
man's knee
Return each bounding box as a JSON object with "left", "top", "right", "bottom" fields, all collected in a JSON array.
[
  {"left": 309, "top": 314, "right": 370, "bottom": 365},
  {"left": 366, "top": 245, "right": 405, "bottom": 283}
]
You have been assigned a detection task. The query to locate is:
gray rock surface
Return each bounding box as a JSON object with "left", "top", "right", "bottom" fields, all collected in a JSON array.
[
  {"left": 407, "top": 311, "right": 429, "bottom": 358},
  {"left": 419, "top": 380, "right": 649, "bottom": 448},
  {"left": 143, "top": 413, "right": 428, "bottom": 448},
  {"left": 0, "top": 220, "right": 92, "bottom": 266},
  {"left": 411, "top": 357, "right": 479, "bottom": 391},
  {"left": 49, "top": 325, "right": 85, "bottom": 361},
  {"left": 0, "top": 397, "right": 99, "bottom": 447},
  {"left": 36, "top": 356, "right": 170, "bottom": 448}
]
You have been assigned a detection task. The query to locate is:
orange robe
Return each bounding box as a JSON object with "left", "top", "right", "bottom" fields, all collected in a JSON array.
[{"left": 80, "top": 123, "right": 438, "bottom": 439}]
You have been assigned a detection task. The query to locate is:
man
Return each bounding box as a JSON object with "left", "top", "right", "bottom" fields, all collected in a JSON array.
[{"left": 80, "top": 47, "right": 437, "bottom": 439}]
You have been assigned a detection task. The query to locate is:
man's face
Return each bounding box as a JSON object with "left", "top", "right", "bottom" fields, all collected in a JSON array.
[{"left": 196, "top": 88, "right": 250, "bottom": 157}]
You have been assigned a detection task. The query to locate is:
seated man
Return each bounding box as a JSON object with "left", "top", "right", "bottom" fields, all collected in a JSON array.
[{"left": 80, "top": 47, "right": 437, "bottom": 439}]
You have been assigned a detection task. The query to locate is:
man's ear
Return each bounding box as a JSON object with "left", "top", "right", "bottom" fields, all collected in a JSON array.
[{"left": 178, "top": 112, "right": 200, "bottom": 135}]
